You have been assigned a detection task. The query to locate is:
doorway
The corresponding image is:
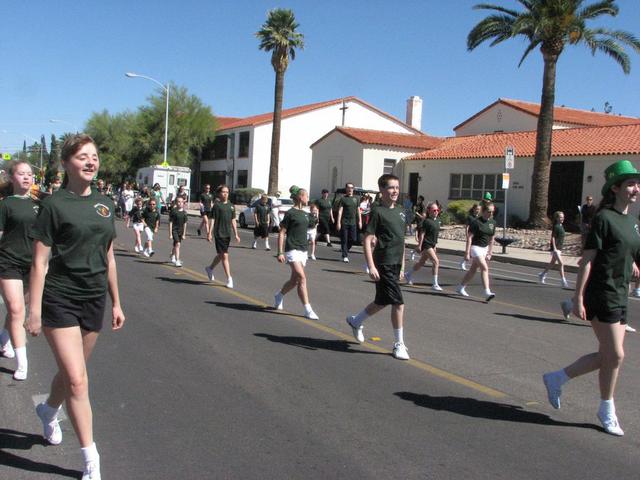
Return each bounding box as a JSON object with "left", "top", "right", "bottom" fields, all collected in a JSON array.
[
  {"left": 548, "top": 161, "right": 583, "bottom": 230},
  {"left": 408, "top": 172, "right": 420, "bottom": 204}
]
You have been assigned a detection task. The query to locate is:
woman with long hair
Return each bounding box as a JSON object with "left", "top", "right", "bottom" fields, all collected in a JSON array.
[
  {"left": 538, "top": 211, "right": 569, "bottom": 288},
  {"left": 0, "top": 160, "right": 40, "bottom": 380},
  {"left": 27, "top": 133, "right": 125, "bottom": 479},
  {"left": 274, "top": 186, "right": 319, "bottom": 320},
  {"left": 405, "top": 202, "right": 442, "bottom": 291},
  {"left": 544, "top": 160, "right": 640, "bottom": 436}
]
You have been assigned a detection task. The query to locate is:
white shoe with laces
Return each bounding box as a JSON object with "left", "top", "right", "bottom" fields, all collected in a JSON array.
[
  {"left": 625, "top": 324, "right": 636, "bottom": 333},
  {"left": 432, "top": 284, "right": 443, "bottom": 292},
  {"left": 597, "top": 411, "right": 624, "bottom": 436},
  {"left": 542, "top": 372, "right": 563, "bottom": 409},
  {"left": 274, "top": 292, "right": 284, "bottom": 310},
  {"left": 456, "top": 285, "right": 469, "bottom": 297},
  {"left": 175, "top": 260, "right": 183, "bottom": 267},
  {"left": 226, "top": 277, "right": 234, "bottom": 289},
  {"left": 170, "top": 255, "right": 176, "bottom": 265},
  {"left": 1, "top": 340, "right": 15, "bottom": 359},
  {"left": 346, "top": 316, "right": 364, "bottom": 343},
  {"left": 13, "top": 365, "right": 27, "bottom": 381},
  {"left": 143, "top": 249, "right": 150, "bottom": 258},
  {"left": 560, "top": 299, "right": 573, "bottom": 320},
  {"left": 342, "top": 257, "right": 349, "bottom": 263},
  {"left": 392, "top": 342, "right": 410, "bottom": 360},
  {"left": 561, "top": 279, "right": 569, "bottom": 289},
  {"left": 82, "top": 454, "right": 101, "bottom": 480},
  {"left": 205, "top": 266, "right": 214, "bottom": 281},
  {"left": 36, "top": 403, "right": 62, "bottom": 445},
  {"left": 404, "top": 271, "right": 413, "bottom": 285},
  {"left": 538, "top": 272, "right": 546, "bottom": 284},
  {"left": 305, "top": 309, "right": 319, "bottom": 320}
]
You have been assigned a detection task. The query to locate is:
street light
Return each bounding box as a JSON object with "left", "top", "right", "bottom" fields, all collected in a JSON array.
[
  {"left": 125, "top": 72, "right": 170, "bottom": 166},
  {"left": 49, "top": 118, "right": 79, "bottom": 132}
]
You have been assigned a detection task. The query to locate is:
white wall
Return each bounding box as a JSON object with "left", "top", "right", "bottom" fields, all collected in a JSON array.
[
  {"left": 455, "top": 104, "right": 539, "bottom": 136},
  {"left": 361, "top": 146, "right": 423, "bottom": 192},
  {"left": 309, "top": 132, "right": 363, "bottom": 198}
]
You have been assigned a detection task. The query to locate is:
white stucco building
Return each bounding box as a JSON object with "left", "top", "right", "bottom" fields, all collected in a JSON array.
[{"left": 199, "top": 97, "right": 421, "bottom": 194}]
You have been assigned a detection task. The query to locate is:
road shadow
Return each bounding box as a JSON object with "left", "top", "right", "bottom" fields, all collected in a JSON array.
[
  {"left": 402, "top": 288, "right": 487, "bottom": 303},
  {"left": 254, "top": 333, "right": 384, "bottom": 355},
  {"left": 114, "top": 252, "right": 138, "bottom": 258},
  {"left": 155, "top": 276, "right": 207, "bottom": 286},
  {"left": 0, "top": 366, "right": 15, "bottom": 375},
  {"left": 394, "top": 392, "right": 601, "bottom": 431},
  {"left": 322, "top": 268, "right": 363, "bottom": 276},
  {"left": 0, "top": 429, "right": 81, "bottom": 478},
  {"left": 204, "top": 300, "right": 283, "bottom": 315},
  {"left": 494, "top": 312, "right": 589, "bottom": 327},
  {"left": 134, "top": 259, "right": 169, "bottom": 265}
]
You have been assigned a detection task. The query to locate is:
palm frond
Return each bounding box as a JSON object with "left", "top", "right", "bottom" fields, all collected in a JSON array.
[
  {"left": 587, "top": 38, "right": 632, "bottom": 73},
  {"left": 577, "top": 0, "right": 618, "bottom": 20},
  {"left": 467, "top": 14, "right": 516, "bottom": 50},
  {"left": 517, "top": 40, "right": 540, "bottom": 66},
  {"left": 472, "top": 3, "right": 520, "bottom": 17}
]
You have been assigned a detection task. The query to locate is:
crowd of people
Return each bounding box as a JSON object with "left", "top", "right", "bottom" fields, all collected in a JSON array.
[{"left": 1, "top": 133, "right": 639, "bottom": 477}]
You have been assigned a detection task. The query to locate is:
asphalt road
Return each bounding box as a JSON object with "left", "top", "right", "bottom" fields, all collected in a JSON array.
[{"left": 1, "top": 218, "right": 639, "bottom": 479}]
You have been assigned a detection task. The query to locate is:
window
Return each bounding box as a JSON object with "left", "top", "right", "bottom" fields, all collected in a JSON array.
[
  {"left": 384, "top": 159, "right": 396, "bottom": 175},
  {"left": 177, "top": 178, "right": 188, "bottom": 187},
  {"left": 211, "top": 135, "right": 229, "bottom": 160},
  {"left": 449, "top": 173, "right": 504, "bottom": 202},
  {"left": 169, "top": 174, "right": 175, "bottom": 186},
  {"left": 201, "top": 171, "right": 226, "bottom": 190},
  {"left": 238, "top": 131, "right": 250, "bottom": 158},
  {"left": 237, "top": 170, "right": 248, "bottom": 188}
]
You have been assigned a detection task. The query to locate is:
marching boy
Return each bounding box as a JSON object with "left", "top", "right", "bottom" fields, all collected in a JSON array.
[
  {"left": 346, "top": 174, "right": 410, "bottom": 360},
  {"left": 252, "top": 194, "right": 272, "bottom": 250}
]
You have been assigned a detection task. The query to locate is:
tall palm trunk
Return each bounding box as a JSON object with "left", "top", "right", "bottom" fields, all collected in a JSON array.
[
  {"left": 527, "top": 51, "right": 558, "bottom": 228},
  {"left": 268, "top": 68, "right": 285, "bottom": 195}
]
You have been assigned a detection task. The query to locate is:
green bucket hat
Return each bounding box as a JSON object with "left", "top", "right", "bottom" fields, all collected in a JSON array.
[{"left": 601, "top": 160, "right": 640, "bottom": 196}]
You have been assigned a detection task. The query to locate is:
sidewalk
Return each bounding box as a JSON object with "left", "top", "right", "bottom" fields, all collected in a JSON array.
[{"left": 186, "top": 207, "right": 579, "bottom": 273}]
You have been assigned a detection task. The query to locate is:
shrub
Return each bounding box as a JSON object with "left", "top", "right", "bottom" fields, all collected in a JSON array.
[
  {"left": 446, "top": 199, "right": 478, "bottom": 224},
  {"left": 231, "top": 188, "right": 264, "bottom": 205},
  {"left": 438, "top": 211, "right": 452, "bottom": 226}
]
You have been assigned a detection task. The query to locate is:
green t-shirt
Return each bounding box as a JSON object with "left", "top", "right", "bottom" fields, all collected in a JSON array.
[
  {"left": 130, "top": 205, "right": 144, "bottom": 223},
  {"left": 470, "top": 217, "right": 496, "bottom": 247},
  {"left": 142, "top": 207, "right": 160, "bottom": 230},
  {"left": 584, "top": 208, "right": 640, "bottom": 311},
  {"left": 338, "top": 195, "right": 358, "bottom": 226},
  {"left": 255, "top": 203, "right": 270, "bottom": 225},
  {"left": 31, "top": 189, "right": 116, "bottom": 300},
  {"left": 200, "top": 192, "right": 214, "bottom": 212},
  {"left": 281, "top": 208, "right": 309, "bottom": 252},
  {"left": 0, "top": 195, "right": 40, "bottom": 268},
  {"left": 466, "top": 214, "right": 479, "bottom": 226},
  {"left": 315, "top": 198, "right": 333, "bottom": 220},
  {"left": 212, "top": 201, "right": 235, "bottom": 238},
  {"left": 169, "top": 208, "right": 188, "bottom": 233},
  {"left": 552, "top": 223, "right": 565, "bottom": 250},
  {"left": 308, "top": 213, "right": 319, "bottom": 229},
  {"left": 366, "top": 203, "right": 405, "bottom": 265},
  {"left": 421, "top": 217, "right": 440, "bottom": 249}
]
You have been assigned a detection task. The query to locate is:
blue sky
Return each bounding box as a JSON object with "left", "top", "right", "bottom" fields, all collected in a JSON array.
[{"left": 1, "top": 0, "right": 638, "bottom": 152}]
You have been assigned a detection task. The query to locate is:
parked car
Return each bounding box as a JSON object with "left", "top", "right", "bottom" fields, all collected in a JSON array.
[{"left": 238, "top": 195, "right": 294, "bottom": 231}]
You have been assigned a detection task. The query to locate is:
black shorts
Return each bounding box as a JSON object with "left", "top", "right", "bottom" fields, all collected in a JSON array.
[
  {"left": 585, "top": 303, "right": 627, "bottom": 325},
  {"left": 254, "top": 224, "right": 269, "bottom": 239},
  {"left": 42, "top": 290, "right": 106, "bottom": 332},
  {"left": 206, "top": 210, "right": 214, "bottom": 219},
  {"left": 171, "top": 229, "right": 182, "bottom": 245},
  {"left": 421, "top": 241, "right": 436, "bottom": 252},
  {"left": 374, "top": 264, "right": 404, "bottom": 306},
  {"left": 215, "top": 236, "right": 230, "bottom": 254},
  {"left": 0, "top": 263, "right": 30, "bottom": 284},
  {"left": 318, "top": 217, "right": 331, "bottom": 235}
]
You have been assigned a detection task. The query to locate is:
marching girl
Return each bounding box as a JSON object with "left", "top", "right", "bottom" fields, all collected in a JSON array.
[
  {"left": 460, "top": 203, "right": 480, "bottom": 270},
  {"left": 129, "top": 197, "right": 145, "bottom": 253},
  {"left": 274, "top": 186, "right": 319, "bottom": 320},
  {"left": 0, "top": 160, "right": 40, "bottom": 380},
  {"left": 538, "top": 211, "right": 569, "bottom": 288},
  {"left": 405, "top": 202, "right": 442, "bottom": 291},
  {"left": 455, "top": 202, "right": 497, "bottom": 302},
  {"left": 27, "top": 134, "right": 125, "bottom": 479},
  {"left": 142, "top": 197, "right": 160, "bottom": 257},
  {"left": 544, "top": 160, "right": 640, "bottom": 436}
]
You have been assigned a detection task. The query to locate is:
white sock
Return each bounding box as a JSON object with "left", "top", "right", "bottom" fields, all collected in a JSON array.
[
  {"left": 485, "top": 288, "right": 493, "bottom": 295},
  {"left": 433, "top": 275, "right": 439, "bottom": 285},
  {"left": 394, "top": 328, "right": 404, "bottom": 344},
  {"left": 15, "top": 346, "right": 27, "bottom": 368},
  {"left": 304, "top": 303, "right": 313, "bottom": 313},
  {"left": 599, "top": 399, "right": 615, "bottom": 415},
  {"left": 555, "top": 368, "right": 570, "bottom": 385},
  {"left": 265, "top": 240, "right": 270, "bottom": 248},
  {"left": 351, "top": 309, "right": 369, "bottom": 328},
  {"left": 81, "top": 442, "right": 99, "bottom": 462}
]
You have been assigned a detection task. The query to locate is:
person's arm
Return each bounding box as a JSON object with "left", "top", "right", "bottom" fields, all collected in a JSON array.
[
  {"left": 572, "top": 249, "right": 596, "bottom": 320},
  {"left": 154, "top": 216, "right": 159, "bottom": 232},
  {"left": 232, "top": 218, "right": 240, "bottom": 242},
  {"left": 169, "top": 218, "right": 174, "bottom": 239},
  {"left": 550, "top": 228, "right": 557, "bottom": 252},
  {"left": 182, "top": 218, "right": 187, "bottom": 240},
  {"left": 357, "top": 206, "right": 362, "bottom": 229},
  {"left": 465, "top": 231, "right": 473, "bottom": 262},
  {"left": 487, "top": 235, "right": 494, "bottom": 260},
  {"left": 417, "top": 229, "right": 425, "bottom": 251},
  {"left": 364, "top": 233, "right": 378, "bottom": 280},
  {"left": 329, "top": 207, "right": 335, "bottom": 224},
  {"left": 277, "top": 226, "right": 287, "bottom": 263},
  {"left": 336, "top": 204, "right": 343, "bottom": 231},
  {"left": 26, "top": 240, "right": 51, "bottom": 336},
  {"left": 106, "top": 243, "right": 125, "bottom": 330}
]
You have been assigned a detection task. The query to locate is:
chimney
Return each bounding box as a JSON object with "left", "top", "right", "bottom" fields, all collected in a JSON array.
[{"left": 406, "top": 96, "right": 422, "bottom": 131}]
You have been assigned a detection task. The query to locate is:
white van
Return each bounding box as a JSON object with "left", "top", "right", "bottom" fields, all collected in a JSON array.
[{"left": 136, "top": 165, "right": 191, "bottom": 208}]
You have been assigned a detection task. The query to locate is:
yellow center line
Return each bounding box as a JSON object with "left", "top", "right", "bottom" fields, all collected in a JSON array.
[{"left": 163, "top": 263, "right": 507, "bottom": 399}]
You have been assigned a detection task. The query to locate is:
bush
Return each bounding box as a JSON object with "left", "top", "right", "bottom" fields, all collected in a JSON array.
[
  {"left": 438, "top": 211, "right": 452, "bottom": 226},
  {"left": 230, "top": 188, "right": 264, "bottom": 205},
  {"left": 446, "top": 199, "right": 478, "bottom": 224}
]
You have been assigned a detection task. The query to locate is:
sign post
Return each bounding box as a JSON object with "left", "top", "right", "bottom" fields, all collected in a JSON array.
[{"left": 502, "top": 146, "right": 515, "bottom": 242}]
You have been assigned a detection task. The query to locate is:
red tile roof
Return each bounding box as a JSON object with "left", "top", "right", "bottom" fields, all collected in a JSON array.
[
  {"left": 454, "top": 98, "right": 640, "bottom": 131},
  {"left": 216, "top": 97, "right": 421, "bottom": 133},
  {"left": 405, "top": 124, "right": 640, "bottom": 161},
  {"left": 311, "top": 127, "right": 443, "bottom": 150}
]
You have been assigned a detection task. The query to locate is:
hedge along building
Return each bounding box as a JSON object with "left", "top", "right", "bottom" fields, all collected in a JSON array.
[
  {"left": 200, "top": 96, "right": 421, "bottom": 194},
  {"left": 401, "top": 123, "right": 640, "bottom": 225}
]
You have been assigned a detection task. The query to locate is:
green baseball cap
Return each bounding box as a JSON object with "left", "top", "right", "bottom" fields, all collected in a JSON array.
[
  {"left": 483, "top": 192, "right": 493, "bottom": 201},
  {"left": 601, "top": 160, "right": 640, "bottom": 196}
]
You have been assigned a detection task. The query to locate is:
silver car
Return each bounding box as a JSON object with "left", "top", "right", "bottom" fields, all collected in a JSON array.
[{"left": 238, "top": 195, "right": 293, "bottom": 230}]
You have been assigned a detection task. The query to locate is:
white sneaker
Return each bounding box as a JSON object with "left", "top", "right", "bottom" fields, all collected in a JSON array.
[
  {"left": 305, "top": 309, "right": 319, "bottom": 320},
  {"left": 542, "top": 372, "right": 563, "bottom": 409},
  {"left": 346, "top": 316, "right": 364, "bottom": 343},
  {"left": 538, "top": 272, "right": 546, "bottom": 284},
  {"left": 410, "top": 251, "right": 416, "bottom": 262},
  {"left": 404, "top": 271, "right": 413, "bottom": 285},
  {"left": 142, "top": 249, "right": 150, "bottom": 258},
  {"left": 170, "top": 255, "right": 176, "bottom": 265},
  {"left": 392, "top": 342, "right": 410, "bottom": 360},
  {"left": 274, "top": 292, "right": 284, "bottom": 310},
  {"left": 252, "top": 241, "right": 257, "bottom": 249},
  {"left": 459, "top": 260, "right": 468, "bottom": 271},
  {"left": 485, "top": 291, "right": 496, "bottom": 302},
  {"left": 309, "top": 254, "right": 316, "bottom": 261},
  {"left": 625, "top": 324, "right": 636, "bottom": 333},
  {"left": 561, "top": 279, "right": 569, "bottom": 289},
  {"left": 226, "top": 277, "right": 234, "bottom": 289},
  {"left": 432, "top": 284, "right": 443, "bottom": 292},
  {"left": 36, "top": 403, "right": 62, "bottom": 445},
  {"left": 205, "top": 266, "right": 214, "bottom": 281},
  {"left": 175, "top": 259, "right": 183, "bottom": 267},
  {"left": 1, "top": 339, "right": 15, "bottom": 359},
  {"left": 148, "top": 249, "right": 155, "bottom": 257},
  {"left": 265, "top": 244, "right": 271, "bottom": 251},
  {"left": 342, "top": 257, "right": 349, "bottom": 263},
  {"left": 364, "top": 265, "right": 370, "bottom": 274},
  {"left": 82, "top": 454, "right": 101, "bottom": 480},
  {"left": 632, "top": 288, "right": 640, "bottom": 298},
  {"left": 456, "top": 285, "right": 469, "bottom": 297},
  {"left": 560, "top": 299, "right": 572, "bottom": 320},
  {"left": 134, "top": 245, "right": 140, "bottom": 253},
  {"left": 13, "top": 365, "right": 27, "bottom": 381},
  {"left": 597, "top": 411, "right": 624, "bottom": 436}
]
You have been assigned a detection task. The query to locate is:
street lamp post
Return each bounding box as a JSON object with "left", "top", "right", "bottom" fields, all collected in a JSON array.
[{"left": 125, "top": 72, "right": 170, "bottom": 165}]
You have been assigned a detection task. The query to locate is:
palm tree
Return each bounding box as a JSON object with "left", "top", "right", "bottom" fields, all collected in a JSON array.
[
  {"left": 468, "top": 0, "right": 640, "bottom": 227},
  {"left": 256, "top": 8, "right": 305, "bottom": 195}
]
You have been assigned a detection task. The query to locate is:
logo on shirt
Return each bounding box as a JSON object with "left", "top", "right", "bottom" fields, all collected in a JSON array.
[
  {"left": 399, "top": 211, "right": 406, "bottom": 221},
  {"left": 94, "top": 203, "right": 112, "bottom": 218},
  {"left": 32, "top": 205, "right": 40, "bottom": 215},
  {"left": 635, "top": 224, "right": 640, "bottom": 237}
]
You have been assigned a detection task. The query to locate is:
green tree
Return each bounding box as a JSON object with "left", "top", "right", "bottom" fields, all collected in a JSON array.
[
  {"left": 467, "top": 0, "right": 640, "bottom": 227},
  {"left": 256, "top": 8, "right": 304, "bottom": 195},
  {"left": 45, "top": 134, "right": 60, "bottom": 188}
]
